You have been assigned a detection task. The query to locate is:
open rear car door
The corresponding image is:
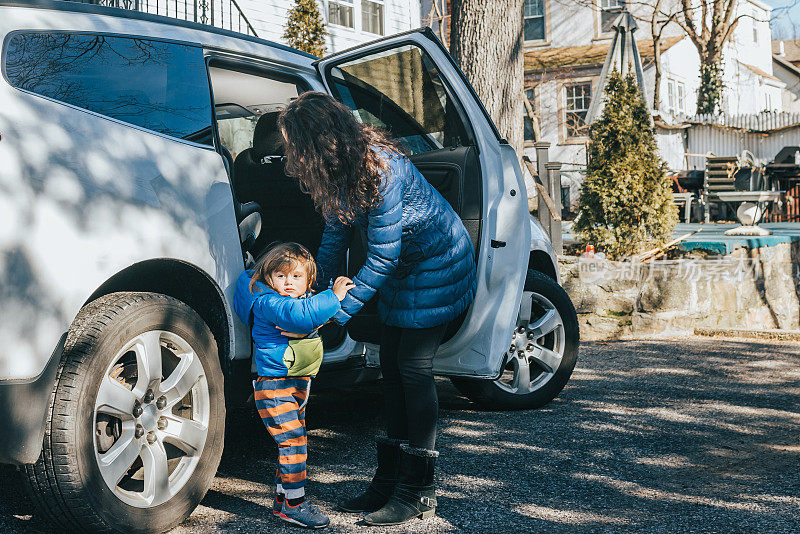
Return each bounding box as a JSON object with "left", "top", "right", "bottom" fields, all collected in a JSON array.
[{"left": 314, "top": 28, "right": 530, "bottom": 378}]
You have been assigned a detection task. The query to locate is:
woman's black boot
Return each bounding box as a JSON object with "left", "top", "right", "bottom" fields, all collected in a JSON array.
[
  {"left": 338, "top": 437, "right": 403, "bottom": 513},
  {"left": 363, "top": 444, "right": 438, "bottom": 526}
]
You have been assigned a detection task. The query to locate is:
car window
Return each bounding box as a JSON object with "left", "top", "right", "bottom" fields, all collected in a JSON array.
[
  {"left": 4, "top": 32, "right": 213, "bottom": 144},
  {"left": 208, "top": 66, "right": 307, "bottom": 160},
  {"left": 325, "top": 44, "right": 472, "bottom": 155}
]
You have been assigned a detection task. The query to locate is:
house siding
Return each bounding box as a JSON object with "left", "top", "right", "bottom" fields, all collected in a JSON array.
[
  {"left": 236, "top": 0, "right": 421, "bottom": 54},
  {"left": 773, "top": 59, "right": 800, "bottom": 113},
  {"left": 524, "top": 0, "right": 785, "bottom": 171},
  {"left": 659, "top": 38, "right": 699, "bottom": 118}
]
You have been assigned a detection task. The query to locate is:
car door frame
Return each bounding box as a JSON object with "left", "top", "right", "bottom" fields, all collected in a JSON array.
[{"left": 314, "top": 28, "right": 531, "bottom": 379}]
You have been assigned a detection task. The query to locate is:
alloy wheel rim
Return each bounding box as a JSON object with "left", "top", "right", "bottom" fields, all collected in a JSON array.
[
  {"left": 93, "top": 330, "right": 209, "bottom": 508},
  {"left": 495, "top": 293, "right": 565, "bottom": 395}
]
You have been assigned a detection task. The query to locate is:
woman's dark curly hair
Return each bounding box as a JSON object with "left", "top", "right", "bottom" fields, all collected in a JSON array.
[{"left": 277, "top": 91, "right": 400, "bottom": 224}]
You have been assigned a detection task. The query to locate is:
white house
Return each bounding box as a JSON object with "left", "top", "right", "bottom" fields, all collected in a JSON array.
[
  {"left": 773, "top": 40, "right": 800, "bottom": 113},
  {"left": 237, "top": 0, "right": 421, "bottom": 53},
  {"left": 113, "top": 0, "right": 421, "bottom": 53},
  {"left": 522, "top": 0, "right": 785, "bottom": 171}
]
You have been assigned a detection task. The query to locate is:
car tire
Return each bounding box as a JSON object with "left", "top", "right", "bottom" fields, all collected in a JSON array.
[
  {"left": 451, "top": 270, "right": 579, "bottom": 410},
  {"left": 24, "top": 292, "right": 225, "bottom": 534}
]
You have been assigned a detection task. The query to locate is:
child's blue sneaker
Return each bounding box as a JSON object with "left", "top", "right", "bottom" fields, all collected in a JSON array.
[
  {"left": 277, "top": 500, "right": 330, "bottom": 529},
  {"left": 273, "top": 495, "right": 283, "bottom": 516}
]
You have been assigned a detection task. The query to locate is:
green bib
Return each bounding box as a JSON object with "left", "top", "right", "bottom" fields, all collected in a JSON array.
[{"left": 282, "top": 337, "right": 324, "bottom": 377}]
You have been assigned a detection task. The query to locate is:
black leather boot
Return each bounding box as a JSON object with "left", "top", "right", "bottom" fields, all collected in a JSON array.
[
  {"left": 363, "top": 444, "right": 438, "bottom": 526},
  {"left": 338, "top": 437, "right": 403, "bottom": 513}
]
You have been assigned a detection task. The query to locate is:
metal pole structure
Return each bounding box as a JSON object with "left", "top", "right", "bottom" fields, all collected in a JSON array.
[
  {"left": 534, "top": 142, "right": 553, "bottom": 240},
  {"left": 545, "top": 162, "right": 563, "bottom": 254}
]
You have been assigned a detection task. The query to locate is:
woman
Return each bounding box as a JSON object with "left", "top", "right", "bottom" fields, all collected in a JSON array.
[{"left": 277, "top": 92, "right": 476, "bottom": 526}]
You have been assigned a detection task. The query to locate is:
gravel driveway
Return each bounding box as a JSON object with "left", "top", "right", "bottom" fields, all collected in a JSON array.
[{"left": 2, "top": 337, "right": 799, "bottom": 533}]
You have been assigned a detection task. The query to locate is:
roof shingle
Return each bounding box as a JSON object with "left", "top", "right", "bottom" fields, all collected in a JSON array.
[
  {"left": 739, "top": 61, "right": 780, "bottom": 81},
  {"left": 524, "top": 36, "right": 683, "bottom": 72},
  {"left": 772, "top": 39, "right": 800, "bottom": 64}
]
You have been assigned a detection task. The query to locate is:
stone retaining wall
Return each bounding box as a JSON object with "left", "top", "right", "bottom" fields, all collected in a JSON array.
[{"left": 559, "top": 242, "right": 800, "bottom": 340}]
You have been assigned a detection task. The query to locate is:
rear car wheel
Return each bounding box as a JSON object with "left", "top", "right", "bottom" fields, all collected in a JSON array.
[
  {"left": 451, "top": 270, "right": 579, "bottom": 410},
  {"left": 24, "top": 292, "right": 225, "bottom": 533}
]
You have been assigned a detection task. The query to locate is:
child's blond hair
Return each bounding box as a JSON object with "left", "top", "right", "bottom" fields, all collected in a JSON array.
[{"left": 250, "top": 242, "right": 318, "bottom": 294}]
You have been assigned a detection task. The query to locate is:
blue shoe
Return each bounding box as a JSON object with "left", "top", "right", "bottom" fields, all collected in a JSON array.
[
  {"left": 277, "top": 500, "right": 330, "bottom": 529},
  {"left": 273, "top": 495, "right": 284, "bottom": 516}
]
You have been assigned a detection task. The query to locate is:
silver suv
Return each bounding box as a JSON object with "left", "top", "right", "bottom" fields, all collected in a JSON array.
[{"left": 0, "top": 1, "right": 579, "bottom": 532}]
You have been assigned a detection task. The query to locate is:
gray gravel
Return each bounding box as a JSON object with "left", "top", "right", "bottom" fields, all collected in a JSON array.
[{"left": 2, "top": 337, "right": 799, "bottom": 533}]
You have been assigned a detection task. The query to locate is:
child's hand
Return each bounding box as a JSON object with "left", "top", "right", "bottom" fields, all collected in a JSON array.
[{"left": 332, "top": 276, "right": 356, "bottom": 301}]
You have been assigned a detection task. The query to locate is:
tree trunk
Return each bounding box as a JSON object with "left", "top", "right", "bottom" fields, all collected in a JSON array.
[
  {"left": 697, "top": 45, "right": 723, "bottom": 114},
  {"left": 677, "top": 1, "right": 739, "bottom": 116},
  {"left": 653, "top": 38, "right": 662, "bottom": 111},
  {"left": 450, "top": 0, "right": 525, "bottom": 156},
  {"left": 650, "top": 0, "right": 665, "bottom": 113}
]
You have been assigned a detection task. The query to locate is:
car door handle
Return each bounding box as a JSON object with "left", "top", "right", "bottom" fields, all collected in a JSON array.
[{"left": 490, "top": 240, "right": 506, "bottom": 248}]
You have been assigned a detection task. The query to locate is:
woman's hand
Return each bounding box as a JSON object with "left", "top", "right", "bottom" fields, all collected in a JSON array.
[
  {"left": 332, "top": 276, "right": 356, "bottom": 301},
  {"left": 277, "top": 327, "right": 306, "bottom": 339}
]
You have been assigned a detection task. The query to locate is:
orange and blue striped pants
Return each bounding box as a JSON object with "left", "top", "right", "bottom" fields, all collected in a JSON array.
[{"left": 254, "top": 376, "right": 310, "bottom": 499}]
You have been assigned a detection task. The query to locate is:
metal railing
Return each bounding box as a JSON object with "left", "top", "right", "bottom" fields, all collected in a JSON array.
[{"left": 68, "top": 0, "right": 259, "bottom": 37}]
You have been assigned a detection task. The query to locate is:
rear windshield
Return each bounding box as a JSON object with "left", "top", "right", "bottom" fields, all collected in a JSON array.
[{"left": 3, "top": 31, "right": 213, "bottom": 144}]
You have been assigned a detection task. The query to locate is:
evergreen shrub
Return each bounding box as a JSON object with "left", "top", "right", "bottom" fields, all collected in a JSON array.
[
  {"left": 284, "top": 0, "right": 327, "bottom": 57},
  {"left": 573, "top": 70, "right": 677, "bottom": 259}
]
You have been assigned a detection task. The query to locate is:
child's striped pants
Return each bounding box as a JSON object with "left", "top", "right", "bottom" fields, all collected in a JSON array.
[{"left": 254, "top": 376, "right": 310, "bottom": 499}]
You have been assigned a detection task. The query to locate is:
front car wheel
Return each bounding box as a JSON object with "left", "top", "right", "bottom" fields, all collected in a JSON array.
[
  {"left": 25, "top": 292, "right": 225, "bottom": 534},
  {"left": 452, "top": 270, "right": 579, "bottom": 409}
]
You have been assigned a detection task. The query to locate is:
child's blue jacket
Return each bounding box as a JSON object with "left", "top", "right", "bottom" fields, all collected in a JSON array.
[{"left": 233, "top": 270, "right": 342, "bottom": 377}]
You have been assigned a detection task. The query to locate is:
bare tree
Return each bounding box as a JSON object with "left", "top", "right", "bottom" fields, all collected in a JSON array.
[
  {"left": 450, "top": 0, "right": 525, "bottom": 156},
  {"left": 769, "top": 0, "right": 800, "bottom": 40},
  {"left": 634, "top": 1, "right": 766, "bottom": 114},
  {"left": 554, "top": 1, "right": 768, "bottom": 114},
  {"left": 674, "top": 0, "right": 740, "bottom": 114},
  {"left": 649, "top": 0, "right": 679, "bottom": 111}
]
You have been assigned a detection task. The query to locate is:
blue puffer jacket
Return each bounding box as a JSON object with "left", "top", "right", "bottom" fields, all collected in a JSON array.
[
  {"left": 316, "top": 149, "right": 477, "bottom": 329},
  {"left": 233, "top": 270, "right": 342, "bottom": 377}
]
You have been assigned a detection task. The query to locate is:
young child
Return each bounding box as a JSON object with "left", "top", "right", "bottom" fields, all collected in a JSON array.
[{"left": 234, "top": 242, "right": 354, "bottom": 529}]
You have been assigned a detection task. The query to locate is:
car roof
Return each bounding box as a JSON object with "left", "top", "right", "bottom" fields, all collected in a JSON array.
[{"left": 0, "top": 0, "right": 317, "bottom": 61}]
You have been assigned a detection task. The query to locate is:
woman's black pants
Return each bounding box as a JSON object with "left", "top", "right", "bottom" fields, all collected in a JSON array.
[{"left": 379, "top": 323, "right": 447, "bottom": 450}]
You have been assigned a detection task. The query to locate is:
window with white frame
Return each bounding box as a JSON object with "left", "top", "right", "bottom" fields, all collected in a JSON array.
[
  {"left": 362, "top": 0, "right": 384, "bottom": 35},
  {"left": 565, "top": 82, "right": 591, "bottom": 138},
  {"left": 330, "top": 0, "right": 355, "bottom": 28},
  {"left": 765, "top": 92, "right": 772, "bottom": 111},
  {"left": 666, "top": 79, "right": 685, "bottom": 114},
  {"left": 524, "top": 0, "right": 545, "bottom": 42},
  {"left": 752, "top": 20, "right": 759, "bottom": 43},
  {"left": 599, "top": 0, "right": 624, "bottom": 33}
]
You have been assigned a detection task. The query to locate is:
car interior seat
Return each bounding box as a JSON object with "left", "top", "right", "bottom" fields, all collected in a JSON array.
[
  {"left": 231, "top": 112, "right": 325, "bottom": 260},
  {"left": 220, "top": 143, "right": 262, "bottom": 265}
]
